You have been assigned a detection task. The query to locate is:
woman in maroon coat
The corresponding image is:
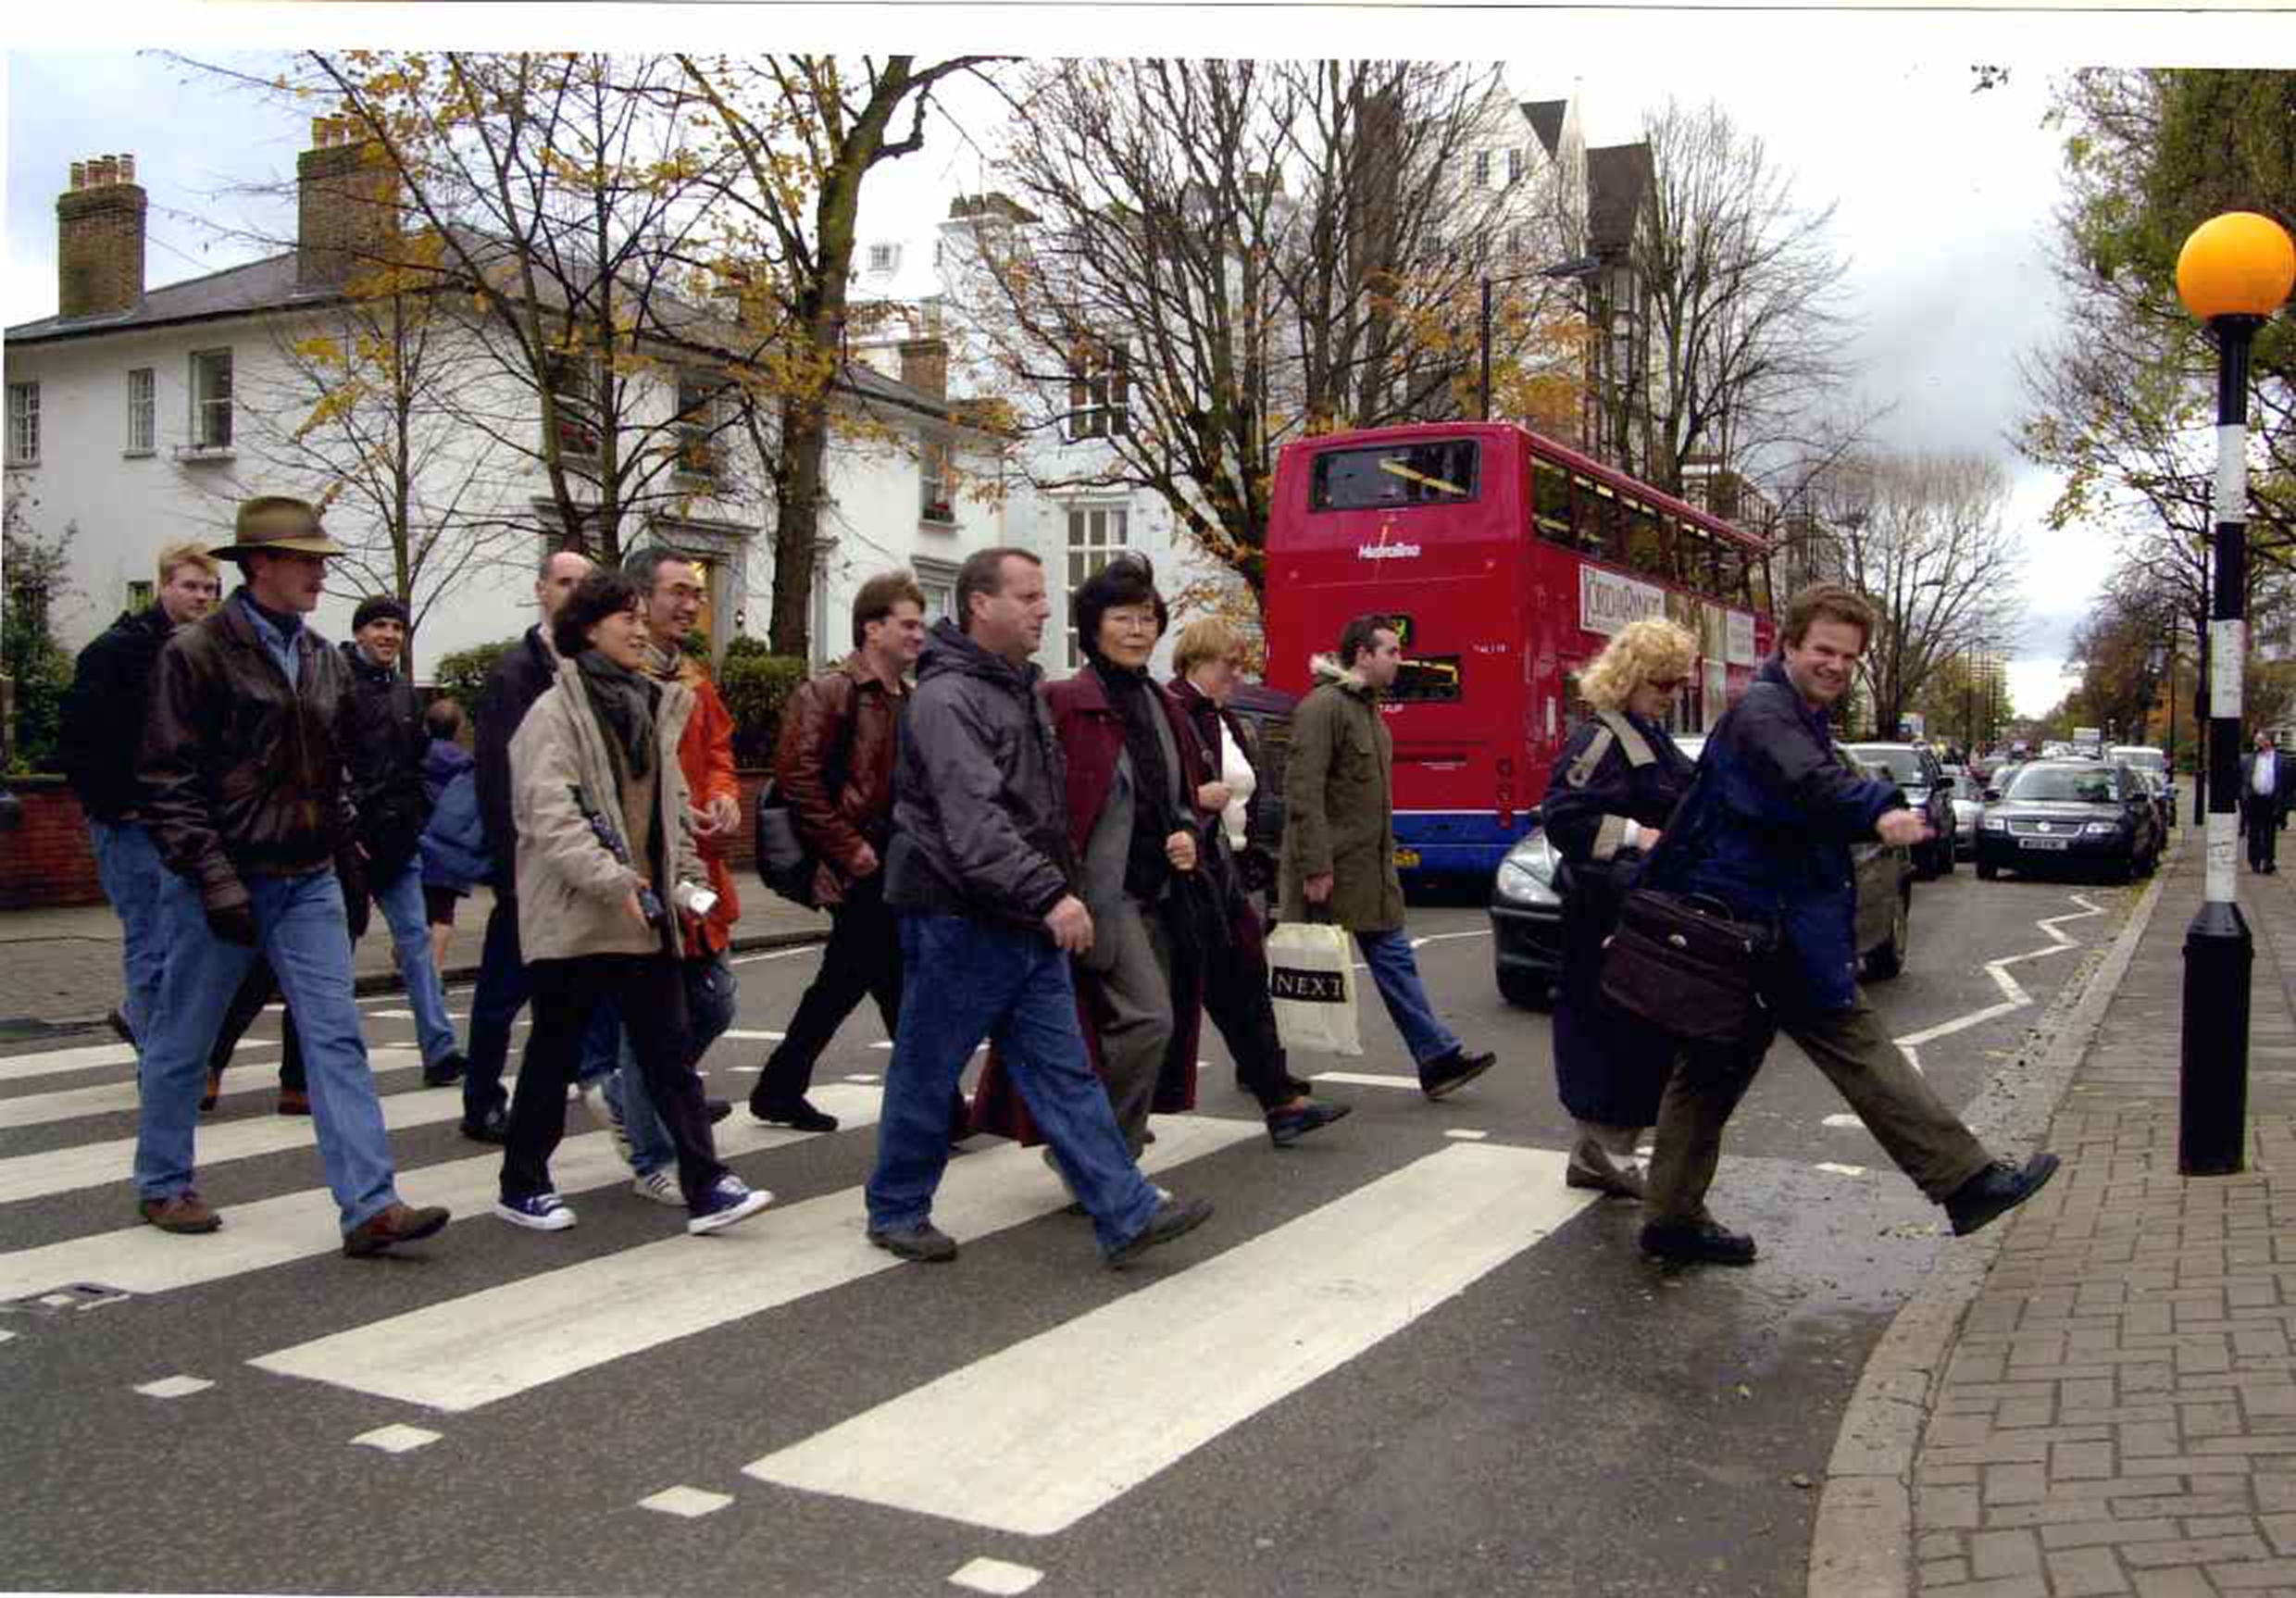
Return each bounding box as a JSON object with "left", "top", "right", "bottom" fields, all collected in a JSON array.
[{"left": 972, "top": 556, "right": 1209, "bottom": 1158}]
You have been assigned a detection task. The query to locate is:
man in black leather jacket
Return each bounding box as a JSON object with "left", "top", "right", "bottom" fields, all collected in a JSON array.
[{"left": 132, "top": 496, "right": 450, "bottom": 1257}]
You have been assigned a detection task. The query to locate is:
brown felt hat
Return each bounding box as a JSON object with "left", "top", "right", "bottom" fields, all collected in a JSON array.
[{"left": 210, "top": 496, "right": 344, "bottom": 561}]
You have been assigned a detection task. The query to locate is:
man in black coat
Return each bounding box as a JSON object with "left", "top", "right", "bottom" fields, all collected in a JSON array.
[
  {"left": 58, "top": 540, "right": 221, "bottom": 1044},
  {"left": 2239, "top": 730, "right": 2295, "bottom": 873},
  {"left": 458, "top": 548, "right": 593, "bottom": 1141}
]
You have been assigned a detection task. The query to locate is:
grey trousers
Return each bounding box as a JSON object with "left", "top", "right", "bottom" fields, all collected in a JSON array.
[
  {"left": 1644, "top": 988, "right": 1994, "bottom": 1227},
  {"left": 1089, "top": 895, "right": 1174, "bottom": 1156}
]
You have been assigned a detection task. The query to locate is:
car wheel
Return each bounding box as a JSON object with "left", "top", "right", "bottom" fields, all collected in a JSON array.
[
  {"left": 1977, "top": 856, "right": 1999, "bottom": 880},
  {"left": 1866, "top": 888, "right": 1911, "bottom": 979},
  {"left": 1497, "top": 967, "right": 1552, "bottom": 1010}
]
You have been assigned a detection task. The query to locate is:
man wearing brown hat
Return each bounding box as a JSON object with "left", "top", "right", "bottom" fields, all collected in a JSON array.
[{"left": 132, "top": 495, "right": 451, "bottom": 1255}]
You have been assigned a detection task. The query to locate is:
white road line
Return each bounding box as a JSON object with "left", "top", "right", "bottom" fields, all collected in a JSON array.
[
  {"left": 352, "top": 1424, "right": 440, "bottom": 1454},
  {"left": 742, "top": 1143, "right": 1591, "bottom": 1537},
  {"left": 0, "top": 1046, "right": 421, "bottom": 1132},
  {"left": 949, "top": 1558, "right": 1044, "bottom": 1595},
  {"left": 246, "top": 1115, "right": 1264, "bottom": 1412},
  {"left": 1306, "top": 1071, "right": 1416, "bottom": 1090},
  {"left": 719, "top": 1030, "right": 786, "bottom": 1042},
  {"left": 0, "top": 1081, "right": 884, "bottom": 1303},
  {"left": 1887, "top": 892, "right": 2107, "bottom": 1058},
  {"left": 640, "top": 1487, "right": 734, "bottom": 1518},
  {"left": 0, "top": 1042, "right": 158, "bottom": 1083},
  {"left": 0, "top": 1057, "right": 456, "bottom": 1206},
  {"left": 729, "top": 945, "right": 828, "bottom": 966}
]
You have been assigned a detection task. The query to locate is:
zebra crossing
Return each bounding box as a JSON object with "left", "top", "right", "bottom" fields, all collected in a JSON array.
[{"left": 0, "top": 981, "right": 1686, "bottom": 1593}]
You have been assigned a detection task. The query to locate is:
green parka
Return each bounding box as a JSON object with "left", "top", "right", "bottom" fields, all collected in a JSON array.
[{"left": 1277, "top": 655, "right": 1406, "bottom": 932}]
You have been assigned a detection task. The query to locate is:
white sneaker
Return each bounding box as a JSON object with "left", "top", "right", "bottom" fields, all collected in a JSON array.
[
  {"left": 631, "top": 1168, "right": 681, "bottom": 1206},
  {"left": 494, "top": 1191, "right": 577, "bottom": 1230},
  {"left": 578, "top": 1081, "right": 636, "bottom": 1171}
]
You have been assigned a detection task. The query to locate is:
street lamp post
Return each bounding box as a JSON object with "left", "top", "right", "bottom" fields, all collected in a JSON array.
[
  {"left": 2175, "top": 210, "right": 2296, "bottom": 1178},
  {"left": 1479, "top": 255, "right": 1602, "bottom": 423}
]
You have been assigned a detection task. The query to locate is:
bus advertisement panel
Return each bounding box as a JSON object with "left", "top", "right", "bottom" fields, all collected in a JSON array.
[{"left": 1262, "top": 421, "right": 1773, "bottom": 879}]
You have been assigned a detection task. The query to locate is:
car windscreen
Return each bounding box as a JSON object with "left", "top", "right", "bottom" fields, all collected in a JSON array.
[
  {"left": 1847, "top": 747, "right": 1924, "bottom": 783},
  {"left": 2006, "top": 766, "right": 2120, "bottom": 804}
]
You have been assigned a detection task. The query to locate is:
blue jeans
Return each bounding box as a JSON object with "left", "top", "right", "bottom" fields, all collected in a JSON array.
[
  {"left": 867, "top": 915, "right": 1160, "bottom": 1255},
  {"left": 1355, "top": 928, "right": 1461, "bottom": 1067},
  {"left": 595, "top": 953, "right": 737, "bottom": 1176},
  {"left": 135, "top": 868, "right": 401, "bottom": 1230},
  {"left": 368, "top": 855, "right": 458, "bottom": 1068},
  {"left": 88, "top": 818, "right": 168, "bottom": 1042},
  {"left": 463, "top": 892, "right": 529, "bottom": 1121}
]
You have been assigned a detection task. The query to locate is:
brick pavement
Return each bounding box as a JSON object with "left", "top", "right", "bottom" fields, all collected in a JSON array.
[
  {"left": 0, "top": 883, "right": 830, "bottom": 1034},
  {"left": 1908, "top": 845, "right": 2296, "bottom": 1598}
]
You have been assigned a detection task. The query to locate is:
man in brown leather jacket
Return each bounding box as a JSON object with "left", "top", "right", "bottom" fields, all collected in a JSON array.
[
  {"left": 750, "top": 569, "right": 928, "bottom": 1132},
  {"left": 131, "top": 496, "right": 451, "bottom": 1257}
]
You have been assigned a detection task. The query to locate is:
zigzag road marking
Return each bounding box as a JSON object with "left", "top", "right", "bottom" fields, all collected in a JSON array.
[
  {"left": 246, "top": 1115, "right": 1263, "bottom": 1411},
  {"left": 1891, "top": 893, "right": 2105, "bottom": 1072},
  {"left": 0, "top": 1081, "right": 883, "bottom": 1302},
  {"left": 743, "top": 1142, "right": 1590, "bottom": 1537}
]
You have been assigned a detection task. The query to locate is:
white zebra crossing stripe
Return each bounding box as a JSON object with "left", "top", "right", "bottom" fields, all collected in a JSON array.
[
  {"left": 0, "top": 1047, "right": 419, "bottom": 1131},
  {"left": 244, "top": 1114, "right": 1263, "bottom": 1412},
  {"left": 742, "top": 1142, "right": 1591, "bottom": 1536},
  {"left": 0, "top": 1042, "right": 170, "bottom": 1082},
  {"left": 1307, "top": 1070, "right": 1417, "bottom": 1090},
  {"left": 0, "top": 1081, "right": 883, "bottom": 1302},
  {"left": 0, "top": 1067, "right": 480, "bottom": 1207}
]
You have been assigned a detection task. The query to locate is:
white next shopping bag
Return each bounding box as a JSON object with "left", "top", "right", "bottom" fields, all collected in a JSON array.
[{"left": 1266, "top": 920, "right": 1363, "bottom": 1056}]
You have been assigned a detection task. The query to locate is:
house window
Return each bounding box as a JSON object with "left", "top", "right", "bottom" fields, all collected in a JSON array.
[
  {"left": 127, "top": 579, "right": 155, "bottom": 612},
  {"left": 1067, "top": 340, "right": 1129, "bottom": 442},
  {"left": 189, "top": 349, "right": 232, "bottom": 450},
  {"left": 6, "top": 381, "right": 36, "bottom": 467},
  {"left": 1506, "top": 225, "right": 1526, "bottom": 256},
  {"left": 919, "top": 434, "right": 954, "bottom": 523},
  {"left": 674, "top": 371, "right": 723, "bottom": 482},
  {"left": 1471, "top": 150, "right": 1491, "bottom": 187},
  {"left": 1507, "top": 147, "right": 1526, "bottom": 184},
  {"left": 126, "top": 368, "right": 156, "bottom": 456},
  {"left": 867, "top": 243, "right": 899, "bottom": 272},
  {"left": 543, "top": 347, "right": 599, "bottom": 458},
  {"left": 1065, "top": 505, "right": 1129, "bottom": 668},
  {"left": 913, "top": 556, "right": 960, "bottom": 622}
]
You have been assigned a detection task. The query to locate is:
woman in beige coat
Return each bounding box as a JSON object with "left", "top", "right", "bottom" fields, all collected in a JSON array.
[{"left": 495, "top": 568, "right": 768, "bottom": 1238}]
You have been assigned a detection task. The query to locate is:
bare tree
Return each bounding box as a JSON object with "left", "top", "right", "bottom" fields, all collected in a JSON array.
[
  {"left": 1628, "top": 98, "right": 1856, "bottom": 496},
  {"left": 951, "top": 58, "right": 1568, "bottom": 605},
  {"left": 1808, "top": 449, "right": 2027, "bottom": 739}
]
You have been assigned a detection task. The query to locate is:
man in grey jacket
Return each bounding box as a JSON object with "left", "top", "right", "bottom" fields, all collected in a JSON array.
[{"left": 863, "top": 547, "right": 1212, "bottom": 1268}]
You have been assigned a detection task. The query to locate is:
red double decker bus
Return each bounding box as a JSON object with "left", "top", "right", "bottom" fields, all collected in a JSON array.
[{"left": 1261, "top": 421, "right": 1775, "bottom": 879}]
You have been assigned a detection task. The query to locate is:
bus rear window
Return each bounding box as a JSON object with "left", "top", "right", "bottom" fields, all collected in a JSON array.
[
  {"left": 1391, "top": 655, "right": 1463, "bottom": 704},
  {"left": 1309, "top": 441, "right": 1479, "bottom": 511}
]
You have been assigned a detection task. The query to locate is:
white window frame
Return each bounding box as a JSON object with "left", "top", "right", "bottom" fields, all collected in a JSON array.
[
  {"left": 1064, "top": 504, "right": 1130, "bottom": 668},
  {"left": 673, "top": 370, "right": 724, "bottom": 483},
  {"left": 189, "top": 348, "right": 232, "bottom": 451},
  {"left": 543, "top": 347, "right": 599, "bottom": 459},
  {"left": 867, "top": 243, "right": 899, "bottom": 272},
  {"left": 1471, "top": 149, "right": 1491, "bottom": 187},
  {"left": 127, "top": 578, "right": 156, "bottom": 612},
  {"left": 919, "top": 432, "right": 954, "bottom": 524},
  {"left": 912, "top": 556, "right": 960, "bottom": 623},
  {"left": 1507, "top": 147, "right": 1526, "bottom": 185},
  {"left": 6, "top": 381, "right": 37, "bottom": 467},
  {"left": 126, "top": 367, "right": 156, "bottom": 456},
  {"left": 1066, "top": 340, "right": 1130, "bottom": 443}
]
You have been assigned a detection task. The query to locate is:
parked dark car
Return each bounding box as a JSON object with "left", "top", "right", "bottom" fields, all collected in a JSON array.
[
  {"left": 1975, "top": 759, "right": 2162, "bottom": 882},
  {"left": 1491, "top": 742, "right": 1913, "bottom": 1005},
  {"left": 1844, "top": 742, "right": 1956, "bottom": 880}
]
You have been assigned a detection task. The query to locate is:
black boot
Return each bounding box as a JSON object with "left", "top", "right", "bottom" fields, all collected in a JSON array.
[
  {"left": 1640, "top": 1217, "right": 1757, "bottom": 1266},
  {"left": 1944, "top": 1153, "right": 2059, "bottom": 1238}
]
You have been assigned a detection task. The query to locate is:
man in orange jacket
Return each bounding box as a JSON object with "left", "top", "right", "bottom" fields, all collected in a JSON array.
[{"left": 572, "top": 547, "right": 741, "bottom": 1205}]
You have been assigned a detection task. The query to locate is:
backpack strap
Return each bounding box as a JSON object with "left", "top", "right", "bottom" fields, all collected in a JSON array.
[
  {"left": 1595, "top": 709, "right": 1657, "bottom": 769},
  {"left": 1564, "top": 725, "right": 1616, "bottom": 790}
]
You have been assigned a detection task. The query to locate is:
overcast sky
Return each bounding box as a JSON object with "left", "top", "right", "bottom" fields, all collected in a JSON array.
[{"left": 6, "top": 9, "right": 2288, "bottom": 716}]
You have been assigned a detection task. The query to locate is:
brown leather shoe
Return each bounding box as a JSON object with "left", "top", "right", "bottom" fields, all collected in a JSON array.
[
  {"left": 199, "top": 1069, "right": 222, "bottom": 1113},
  {"left": 140, "top": 1192, "right": 222, "bottom": 1234},
  {"left": 277, "top": 1088, "right": 311, "bottom": 1116},
  {"left": 342, "top": 1201, "right": 451, "bottom": 1258}
]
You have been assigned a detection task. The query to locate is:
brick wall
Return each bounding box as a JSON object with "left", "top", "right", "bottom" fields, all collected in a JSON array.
[
  {"left": 0, "top": 780, "right": 105, "bottom": 909},
  {"left": 56, "top": 177, "right": 144, "bottom": 320}
]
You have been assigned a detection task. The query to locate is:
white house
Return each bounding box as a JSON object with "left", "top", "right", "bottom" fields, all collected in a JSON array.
[{"left": 3, "top": 131, "right": 1015, "bottom": 680}]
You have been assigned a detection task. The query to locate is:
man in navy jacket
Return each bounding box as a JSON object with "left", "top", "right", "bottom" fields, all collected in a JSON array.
[{"left": 1637, "top": 582, "right": 2058, "bottom": 1266}]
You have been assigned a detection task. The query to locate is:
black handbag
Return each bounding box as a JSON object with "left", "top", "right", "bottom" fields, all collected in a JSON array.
[
  {"left": 1599, "top": 889, "right": 1775, "bottom": 1046},
  {"left": 753, "top": 779, "right": 824, "bottom": 909}
]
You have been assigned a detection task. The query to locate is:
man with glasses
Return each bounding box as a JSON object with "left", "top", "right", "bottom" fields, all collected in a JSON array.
[{"left": 132, "top": 496, "right": 451, "bottom": 1256}]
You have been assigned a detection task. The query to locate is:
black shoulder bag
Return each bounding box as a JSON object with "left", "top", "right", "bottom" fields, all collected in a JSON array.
[{"left": 754, "top": 679, "right": 859, "bottom": 910}]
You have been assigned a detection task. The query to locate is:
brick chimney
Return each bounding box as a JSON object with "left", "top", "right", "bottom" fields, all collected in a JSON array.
[
  {"left": 297, "top": 116, "right": 402, "bottom": 291},
  {"left": 899, "top": 337, "right": 949, "bottom": 402},
  {"left": 56, "top": 152, "right": 146, "bottom": 319}
]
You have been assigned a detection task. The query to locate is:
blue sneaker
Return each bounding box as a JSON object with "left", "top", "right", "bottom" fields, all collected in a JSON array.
[
  {"left": 493, "top": 1192, "right": 576, "bottom": 1231},
  {"left": 687, "top": 1175, "right": 772, "bottom": 1236}
]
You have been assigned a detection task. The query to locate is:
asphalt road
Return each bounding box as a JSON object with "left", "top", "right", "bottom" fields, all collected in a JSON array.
[{"left": 0, "top": 863, "right": 2131, "bottom": 1598}]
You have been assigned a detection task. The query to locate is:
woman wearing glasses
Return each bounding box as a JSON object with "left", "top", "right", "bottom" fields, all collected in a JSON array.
[{"left": 1538, "top": 618, "right": 1701, "bottom": 1200}]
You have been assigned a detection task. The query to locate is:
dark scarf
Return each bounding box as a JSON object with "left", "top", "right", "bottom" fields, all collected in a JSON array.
[
  {"left": 576, "top": 648, "right": 657, "bottom": 783},
  {"left": 1094, "top": 658, "right": 1181, "bottom": 901}
]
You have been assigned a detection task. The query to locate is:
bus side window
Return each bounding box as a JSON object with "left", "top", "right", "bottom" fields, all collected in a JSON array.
[
  {"left": 1625, "top": 497, "right": 1666, "bottom": 580},
  {"left": 1577, "top": 476, "right": 1624, "bottom": 562},
  {"left": 1748, "top": 554, "right": 1774, "bottom": 613},
  {"left": 1532, "top": 460, "right": 1574, "bottom": 547}
]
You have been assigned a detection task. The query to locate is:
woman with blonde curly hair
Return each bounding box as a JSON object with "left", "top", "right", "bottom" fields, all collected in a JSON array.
[{"left": 1538, "top": 617, "right": 1701, "bottom": 1199}]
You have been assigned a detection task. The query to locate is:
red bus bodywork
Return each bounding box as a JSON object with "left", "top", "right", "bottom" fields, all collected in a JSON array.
[{"left": 1262, "top": 421, "right": 1775, "bottom": 878}]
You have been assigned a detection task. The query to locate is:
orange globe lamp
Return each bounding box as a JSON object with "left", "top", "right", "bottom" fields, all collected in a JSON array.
[{"left": 2176, "top": 211, "right": 2296, "bottom": 323}]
